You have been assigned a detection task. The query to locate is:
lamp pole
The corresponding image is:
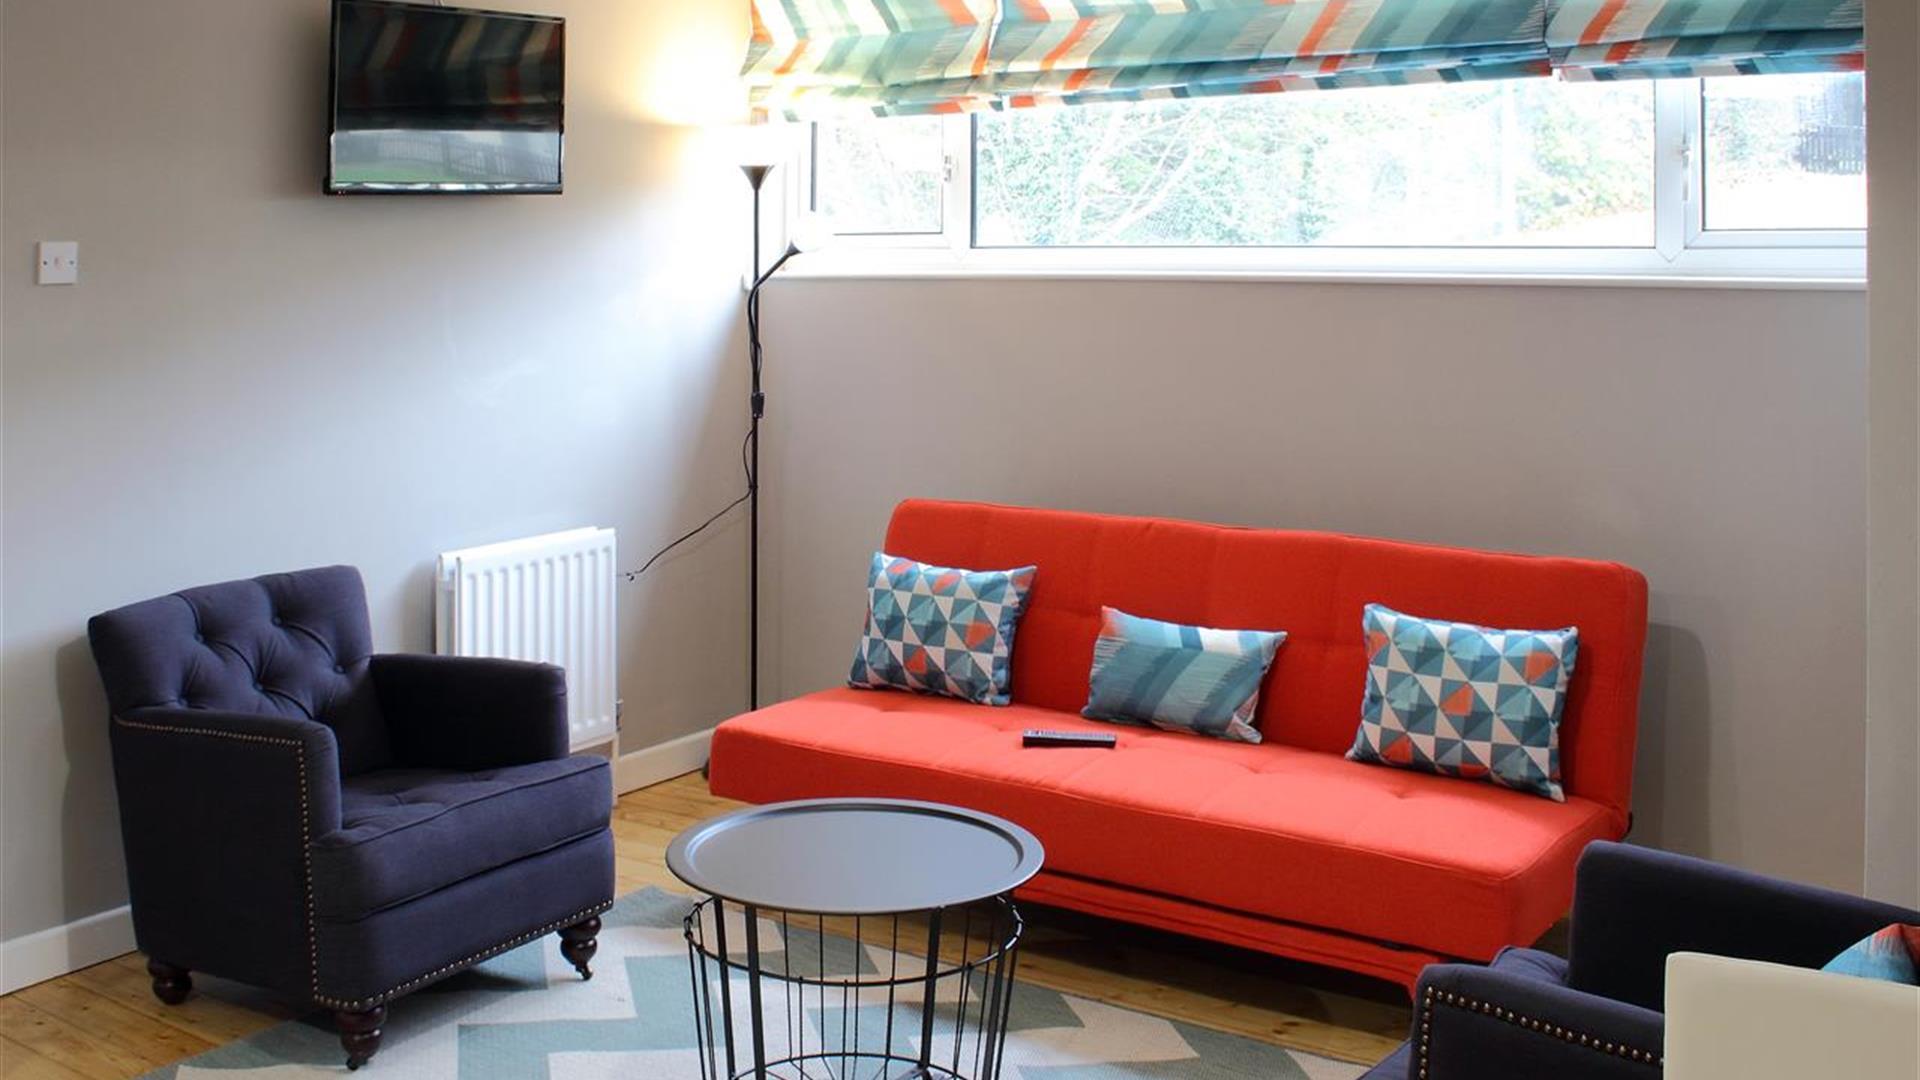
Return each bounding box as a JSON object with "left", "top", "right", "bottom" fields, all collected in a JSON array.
[{"left": 741, "top": 164, "right": 773, "bottom": 712}]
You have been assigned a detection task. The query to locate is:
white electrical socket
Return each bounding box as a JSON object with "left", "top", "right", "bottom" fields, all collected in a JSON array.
[{"left": 37, "top": 242, "right": 79, "bottom": 286}]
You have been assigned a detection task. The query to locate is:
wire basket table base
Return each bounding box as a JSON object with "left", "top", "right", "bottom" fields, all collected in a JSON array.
[{"left": 684, "top": 895, "right": 1024, "bottom": 1080}]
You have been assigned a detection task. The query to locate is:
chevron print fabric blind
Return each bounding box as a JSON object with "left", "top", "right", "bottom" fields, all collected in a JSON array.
[
  {"left": 743, "top": 0, "right": 1867, "bottom": 117},
  {"left": 744, "top": 0, "right": 999, "bottom": 116},
  {"left": 1547, "top": 0, "right": 1865, "bottom": 80},
  {"left": 987, "top": 0, "right": 1553, "bottom": 108}
]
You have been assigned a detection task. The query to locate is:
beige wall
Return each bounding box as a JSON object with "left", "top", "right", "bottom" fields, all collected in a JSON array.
[
  {"left": 1865, "top": 0, "right": 1920, "bottom": 907},
  {"left": 0, "top": 0, "right": 753, "bottom": 948},
  {"left": 760, "top": 279, "right": 1871, "bottom": 891}
]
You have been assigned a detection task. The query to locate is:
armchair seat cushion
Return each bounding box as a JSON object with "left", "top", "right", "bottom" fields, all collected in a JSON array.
[{"left": 314, "top": 755, "right": 611, "bottom": 922}]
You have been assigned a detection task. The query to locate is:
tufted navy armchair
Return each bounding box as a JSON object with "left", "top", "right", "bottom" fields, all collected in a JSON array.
[
  {"left": 88, "top": 566, "right": 615, "bottom": 1069},
  {"left": 1359, "top": 841, "right": 1919, "bottom": 1079}
]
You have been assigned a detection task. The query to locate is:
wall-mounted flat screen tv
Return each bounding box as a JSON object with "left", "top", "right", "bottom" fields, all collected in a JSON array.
[{"left": 327, "top": 0, "right": 564, "bottom": 195}]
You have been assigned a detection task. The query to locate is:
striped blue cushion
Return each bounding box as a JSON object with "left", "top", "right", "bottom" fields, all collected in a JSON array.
[{"left": 1082, "top": 607, "right": 1287, "bottom": 743}]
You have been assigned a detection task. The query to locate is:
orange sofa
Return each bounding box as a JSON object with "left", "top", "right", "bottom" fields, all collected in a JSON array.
[{"left": 709, "top": 500, "right": 1648, "bottom": 990}]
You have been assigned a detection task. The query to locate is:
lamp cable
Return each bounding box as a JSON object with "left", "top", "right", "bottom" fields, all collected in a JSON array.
[
  {"left": 622, "top": 245, "right": 794, "bottom": 585},
  {"left": 623, "top": 429, "right": 755, "bottom": 584}
]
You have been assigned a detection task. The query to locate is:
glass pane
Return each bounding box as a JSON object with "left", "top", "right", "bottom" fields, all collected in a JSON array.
[
  {"left": 813, "top": 118, "right": 945, "bottom": 235},
  {"left": 1703, "top": 72, "right": 1865, "bottom": 232},
  {"left": 975, "top": 80, "right": 1655, "bottom": 248}
]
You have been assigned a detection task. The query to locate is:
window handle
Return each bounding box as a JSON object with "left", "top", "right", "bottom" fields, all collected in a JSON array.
[{"left": 1678, "top": 132, "right": 1694, "bottom": 192}]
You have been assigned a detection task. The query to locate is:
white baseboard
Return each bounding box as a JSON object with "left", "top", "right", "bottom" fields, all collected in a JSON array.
[
  {"left": 612, "top": 727, "right": 713, "bottom": 795},
  {"left": 0, "top": 904, "right": 136, "bottom": 995}
]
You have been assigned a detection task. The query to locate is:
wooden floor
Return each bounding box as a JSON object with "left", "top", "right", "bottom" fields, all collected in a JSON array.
[{"left": 0, "top": 772, "right": 1409, "bottom": 1078}]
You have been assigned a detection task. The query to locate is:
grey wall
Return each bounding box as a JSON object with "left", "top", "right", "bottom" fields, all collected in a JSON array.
[
  {"left": 1, "top": 0, "right": 753, "bottom": 945},
  {"left": 1864, "top": 0, "right": 1920, "bottom": 907},
  {"left": 0, "top": 0, "right": 1890, "bottom": 959},
  {"left": 760, "top": 279, "right": 1871, "bottom": 892}
]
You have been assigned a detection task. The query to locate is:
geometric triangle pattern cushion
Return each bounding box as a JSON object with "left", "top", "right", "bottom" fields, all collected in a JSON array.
[
  {"left": 1081, "top": 606, "right": 1286, "bottom": 743},
  {"left": 1345, "top": 603, "right": 1579, "bottom": 801},
  {"left": 848, "top": 551, "right": 1038, "bottom": 706},
  {"left": 1822, "top": 924, "right": 1920, "bottom": 985}
]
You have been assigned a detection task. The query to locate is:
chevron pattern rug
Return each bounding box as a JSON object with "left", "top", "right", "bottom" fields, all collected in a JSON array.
[{"left": 139, "top": 888, "right": 1367, "bottom": 1079}]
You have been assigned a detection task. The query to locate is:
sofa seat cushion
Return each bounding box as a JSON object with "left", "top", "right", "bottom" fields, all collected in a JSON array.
[
  {"left": 710, "top": 688, "right": 1620, "bottom": 961},
  {"left": 314, "top": 755, "right": 611, "bottom": 922}
]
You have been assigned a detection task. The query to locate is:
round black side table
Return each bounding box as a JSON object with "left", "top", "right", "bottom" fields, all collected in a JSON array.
[{"left": 667, "top": 798, "right": 1045, "bottom": 1080}]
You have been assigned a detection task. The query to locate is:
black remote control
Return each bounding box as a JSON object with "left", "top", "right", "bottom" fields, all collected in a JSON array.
[{"left": 1022, "top": 729, "right": 1118, "bottom": 749}]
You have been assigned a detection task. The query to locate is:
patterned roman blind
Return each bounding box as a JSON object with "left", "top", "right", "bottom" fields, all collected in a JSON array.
[
  {"left": 987, "top": 0, "right": 1553, "bottom": 109},
  {"left": 743, "top": 0, "right": 999, "bottom": 117},
  {"left": 1547, "top": 0, "right": 1864, "bottom": 80},
  {"left": 743, "top": 0, "right": 1866, "bottom": 117}
]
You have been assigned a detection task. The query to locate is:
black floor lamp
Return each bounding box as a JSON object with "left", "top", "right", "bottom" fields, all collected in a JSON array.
[{"left": 741, "top": 160, "right": 819, "bottom": 711}]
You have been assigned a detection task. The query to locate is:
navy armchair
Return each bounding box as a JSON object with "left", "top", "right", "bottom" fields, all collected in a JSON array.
[
  {"left": 1362, "top": 841, "right": 1919, "bottom": 1079},
  {"left": 88, "top": 566, "right": 615, "bottom": 1069}
]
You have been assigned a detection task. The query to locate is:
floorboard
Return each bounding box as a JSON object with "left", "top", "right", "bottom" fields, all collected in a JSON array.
[{"left": 0, "top": 769, "right": 1410, "bottom": 1076}]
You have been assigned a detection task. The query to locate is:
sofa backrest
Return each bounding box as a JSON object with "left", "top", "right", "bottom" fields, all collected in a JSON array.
[
  {"left": 88, "top": 565, "right": 390, "bottom": 775},
  {"left": 884, "top": 500, "right": 1648, "bottom": 822}
]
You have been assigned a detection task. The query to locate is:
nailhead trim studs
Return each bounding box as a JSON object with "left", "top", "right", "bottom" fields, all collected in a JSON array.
[
  {"left": 116, "top": 717, "right": 325, "bottom": 1002},
  {"left": 115, "top": 716, "right": 612, "bottom": 1013},
  {"left": 312, "top": 900, "right": 615, "bottom": 1011},
  {"left": 1415, "top": 984, "right": 1662, "bottom": 1078}
]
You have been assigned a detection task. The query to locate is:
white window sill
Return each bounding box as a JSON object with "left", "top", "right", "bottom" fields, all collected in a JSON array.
[{"left": 774, "top": 247, "right": 1866, "bottom": 292}]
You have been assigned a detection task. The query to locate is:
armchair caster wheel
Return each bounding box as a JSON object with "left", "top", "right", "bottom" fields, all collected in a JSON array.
[
  {"left": 336, "top": 1006, "right": 386, "bottom": 1070},
  {"left": 147, "top": 960, "right": 192, "bottom": 1005},
  {"left": 559, "top": 915, "right": 601, "bottom": 980}
]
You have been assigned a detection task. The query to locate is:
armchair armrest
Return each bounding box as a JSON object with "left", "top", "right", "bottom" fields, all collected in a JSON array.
[
  {"left": 1566, "top": 841, "right": 1919, "bottom": 1012},
  {"left": 110, "top": 706, "right": 343, "bottom": 996},
  {"left": 1414, "top": 963, "right": 1664, "bottom": 1080},
  {"left": 369, "top": 654, "right": 569, "bottom": 770},
  {"left": 114, "top": 706, "right": 343, "bottom": 837}
]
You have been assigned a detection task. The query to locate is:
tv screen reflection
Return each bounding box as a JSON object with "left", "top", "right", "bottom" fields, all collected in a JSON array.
[{"left": 329, "top": 1, "right": 564, "bottom": 193}]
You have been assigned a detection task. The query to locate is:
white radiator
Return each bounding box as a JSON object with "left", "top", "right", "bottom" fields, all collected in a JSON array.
[{"left": 435, "top": 528, "right": 619, "bottom": 751}]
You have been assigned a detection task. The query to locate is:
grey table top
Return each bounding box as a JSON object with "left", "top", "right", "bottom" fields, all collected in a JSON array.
[{"left": 665, "top": 798, "right": 1046, "bottom": 915}]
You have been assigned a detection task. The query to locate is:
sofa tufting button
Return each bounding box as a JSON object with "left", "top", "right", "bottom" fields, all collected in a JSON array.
[
  {"left": 253, "top": 682, "right": 264, "bottom": 691},
  {"left": 333, "top": 665, "right": 346, "bottom": 674}
]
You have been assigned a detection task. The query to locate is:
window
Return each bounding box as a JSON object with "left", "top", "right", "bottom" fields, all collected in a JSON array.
[
  {"left": 976, "top": 80, "right": 1655, "bottom": 249},
  {"left": 805, "top": 73, "right": 1864, "bottom": 280},
  {"left": 812, "top": 117, "right": 946, "bottom": 235},
  {"left": 1702, "top": 73, "right": 1866, "bottom": 233}
]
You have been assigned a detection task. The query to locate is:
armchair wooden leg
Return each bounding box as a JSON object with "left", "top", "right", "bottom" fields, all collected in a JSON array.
[
  {"left": 336, "top": 1005, "right": 386, "bottom": 1070},
  {"left": 147, "top": 959, "right": 192, "bottom": 1005},
  {"left": 559, "top": 915, "right": 601, "bottom": 981}
]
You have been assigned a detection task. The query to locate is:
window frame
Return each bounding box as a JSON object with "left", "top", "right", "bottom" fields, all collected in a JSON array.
[{"left": 785, "top": 77, "right": 1864, "bottom": 286}]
